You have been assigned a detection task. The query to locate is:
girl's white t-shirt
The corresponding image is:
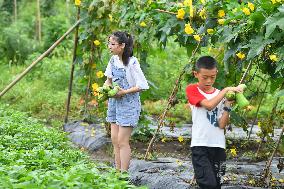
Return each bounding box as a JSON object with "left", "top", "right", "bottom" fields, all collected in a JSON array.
[
  {"left": 186, "top": 84, "right": 226, "bottom": 149},
  {"left": 104, "top": 55, "right": 149, "bottom": 90}
]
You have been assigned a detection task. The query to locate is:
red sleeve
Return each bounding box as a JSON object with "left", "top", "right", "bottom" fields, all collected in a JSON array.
[{"left": 185, "top": 84, "right": 206, "bottom": 107}]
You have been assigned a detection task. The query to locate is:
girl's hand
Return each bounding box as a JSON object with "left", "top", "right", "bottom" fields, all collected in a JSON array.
[{"left": 114, "top": 88, "right": 127, "bottom": 98}]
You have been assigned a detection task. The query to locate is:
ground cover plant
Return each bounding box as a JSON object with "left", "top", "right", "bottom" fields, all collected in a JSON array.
[{"left": 0, "top": 105, "right": 146, "bottom": 188}]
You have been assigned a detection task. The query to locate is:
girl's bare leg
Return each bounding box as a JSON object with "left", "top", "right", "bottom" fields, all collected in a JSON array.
[
  {"left": 118, "top": 126, "right": 133, "bottom": 171},
  {"left": 111, "top": 123, "right": 120, "bottom": 170}
]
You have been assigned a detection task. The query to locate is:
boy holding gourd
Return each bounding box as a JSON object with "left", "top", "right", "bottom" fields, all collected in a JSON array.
[{"left": 185, "top": 56, "right": 245, "bottom": 189}]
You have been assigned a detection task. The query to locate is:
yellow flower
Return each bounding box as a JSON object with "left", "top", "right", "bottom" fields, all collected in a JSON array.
[
  {"left": 75, "top": 0, "right": 81, "bottom": 6},
  {"left": 200, "top": 0, "right": 206, "bottom": 5},
  {"left": 271, "top": 0, "right": 281, "bottom": 3},
  {"left": 193, "top": 35, "right": 201, "bottom": 42},
  {"left": 230, "top": 148, "right": 237, "bottom": 157},
  {"left": 236, "top": 52, "right": 246, "bottom": 60},
  {"left": 257, "top": 121, "right": 261, "bottom": 128},
  {"left": 92, "top": 83, "right": 99, "bottom": 92},
  {"left": 248, "top": 179, "right": 256, "bottom": 185},
  {"left": 207, "top": 28, "right": 214, "bottom": 35},
  {"left": 176, "top": 8, "right": 186, "bottom": 20},
  {"left": 178, "top": 136, "right": 184, "bottom": 143},
  {"left": 108, "top": 14, "right": 113, "bottom": 22},
  {"left": 140, "top": 21, "right": 147, "bottom": 27},
  {"left": 279, "top": 179, "right": 284, "bottom": 183},
  {"left": 232, "top": 8, "right": 238, "bottom": 13},
  {"left": 96, "top": 71, "right": 104, "bottom": 78},
  {"left": 218, "top": 10, "right": 225, "bottom": 18},
  {"left": 161, "top": 137, "right": 166, "bottom": 143},
  {"left": 189, "top": 5, "right": 194, "bottom": 18},
  {"left": 269, "top": 54, "right": 278, "bottom": 62},
  {"left": 93, "top": 40, "right": 101, "bottom": 46},
  {"left": 183, "top": 0, "right": 192, "bottom": 7},
  {"left": 199, "top": 8, "right": 206, "bottom": 20},
  {"left": 248, "top": 2, "right": 255, "bottom": 11},
  {"left": 91, "top": 63, "right": 96, "bottom": 69},
  {"left": 218, "top": 19, "right": 225, "bottom": 25},
  {"left": 242, "top": 7, "right": 251, "bottom": 15},
  {"left": 176, "top": 159, "right": 183, "bottom": 166},
  {"left": 184, "top": 23, "right": 194, "bottom": 35}
]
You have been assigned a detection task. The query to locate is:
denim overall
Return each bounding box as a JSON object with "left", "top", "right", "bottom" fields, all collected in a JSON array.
[{"left": 106, "top": 58, "right": 141, "bottom": 127}]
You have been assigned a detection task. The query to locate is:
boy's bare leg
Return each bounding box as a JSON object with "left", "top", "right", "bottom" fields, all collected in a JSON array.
[
  {"left": 118, "top": 126, "right": 133, "bottom": 171},
  {"left": 111, "top": 123, "right": 121, "bottom": 170}
]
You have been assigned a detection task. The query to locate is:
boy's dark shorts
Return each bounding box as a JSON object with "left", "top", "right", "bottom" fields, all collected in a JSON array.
[{"left": 191, "top": 146, "right": 226, "bottom": 189}]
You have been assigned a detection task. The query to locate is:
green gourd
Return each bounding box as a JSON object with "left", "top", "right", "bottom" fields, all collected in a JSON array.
[
  {"left": 225, "top": 84, "right": 249, "bottom": 108},
  {"left": 108, "top": 86, "right": 119, "bottom": 97},
  {"left": 98, "top": 85, "right": 111, "bottom": 94},
  {"left": 225, "top": 91, "right": 236, "bottom": 101},
  {"left": 236, "top": 93, "right": 249, "bottom": 108},
  {"left": 98, "top": 94, "right": 108, "bottom": 102}
]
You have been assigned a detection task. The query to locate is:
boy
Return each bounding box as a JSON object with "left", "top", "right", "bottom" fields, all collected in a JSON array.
[{"left": 185, "top": 56, "right": 242, "bottom": 189}]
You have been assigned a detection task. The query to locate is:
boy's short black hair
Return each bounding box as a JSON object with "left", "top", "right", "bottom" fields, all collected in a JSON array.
[{"left": 195, "top": 56, "right": 217, "bottom": 71}]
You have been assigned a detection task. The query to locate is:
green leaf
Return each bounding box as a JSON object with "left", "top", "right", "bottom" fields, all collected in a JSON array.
[
  {"left": 276, "top": 89, "right": 284, "bottom": 97},
  {"left": 242, "top": 36, "right": 274, "bottom": 59},
  {"left": 264, "top": 11, "right": 284, "bottom": 38}
]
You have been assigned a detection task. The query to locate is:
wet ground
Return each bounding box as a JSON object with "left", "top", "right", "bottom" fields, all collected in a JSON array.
[{"left": 64, "top": 121, "right": 284, "bottom": 188}]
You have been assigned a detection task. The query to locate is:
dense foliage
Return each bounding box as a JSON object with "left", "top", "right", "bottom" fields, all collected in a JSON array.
[{"left": 0, "top": 105, "right": 145, "bottom": 188}]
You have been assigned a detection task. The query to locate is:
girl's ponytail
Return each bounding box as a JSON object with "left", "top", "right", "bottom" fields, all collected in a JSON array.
[{"left": 110, "top": 31, "right": 134, "bottom": 66}]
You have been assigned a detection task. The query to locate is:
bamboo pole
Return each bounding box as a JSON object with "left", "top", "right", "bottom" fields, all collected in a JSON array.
[
  {"left": 255, "top": 97, "right": 280, "bottom": 157},
  {"left": 144, "top": 43, "right": 200, "bottom": 160},
  {"left": 239, "top": 60, "right": 253, "bottom": 85},
  {"left": 155, "top": 9, "right": 176, "bottom": 15},
  {"left": 247, "top": 80, "right": 268, "bottom": 140},
  {"left": 263, "top": 124, "right": 284, "bottom": 184},
  {"left": 36, "top": 0, "right": 42, "bottom": 43},
  {"left": 64, "top": 7, "right": 81, "bottom": 124},
  {"left": 14, "top": 0, "right": 17, "bottom": 22},
  {"left": 0, "top": 19, "right": 83, "bottom": 98}
]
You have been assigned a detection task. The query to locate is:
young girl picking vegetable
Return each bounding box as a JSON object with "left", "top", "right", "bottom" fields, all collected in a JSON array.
[{"left": 104, "top": 31, "right": 149, "bottom": 172}]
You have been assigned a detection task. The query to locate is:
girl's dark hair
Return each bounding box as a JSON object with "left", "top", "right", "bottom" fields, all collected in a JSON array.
[{"left": 110, "top": 31, "right": 134, "bottom": 66}]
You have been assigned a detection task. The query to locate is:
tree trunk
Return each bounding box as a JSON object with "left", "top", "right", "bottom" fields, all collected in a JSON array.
[
  {"left": 14, "top": 0, "right": 17, "bottom": 22},
  {"left": 36, "top": 0, "right": 42, "bottom": 43}
]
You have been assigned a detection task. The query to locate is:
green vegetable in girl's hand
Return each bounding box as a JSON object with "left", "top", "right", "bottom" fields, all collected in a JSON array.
[{"left": 108, "top": 86, "right": 119, "bottom": 97}]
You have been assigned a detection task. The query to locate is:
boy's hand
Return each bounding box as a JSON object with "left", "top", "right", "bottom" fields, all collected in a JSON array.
[
  {"left": 226, "top": 85, "right": 243, "bottom": 93},
  {"left": 224, "top": 99, "right": 234, "bottom": 107}
]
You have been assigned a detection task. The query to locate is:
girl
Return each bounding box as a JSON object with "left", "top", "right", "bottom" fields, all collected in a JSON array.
[{"left": 104, "top": 31, "right": 149, "bottom": 171}]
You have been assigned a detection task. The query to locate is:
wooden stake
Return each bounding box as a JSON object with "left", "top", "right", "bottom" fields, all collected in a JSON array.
[
  {"left": 14, "top": 0, "right": 17, "bottom": 22},
  {"left": 144, "top": 43, "right": 200, "bottom": 160},
  {"left": 239, "top": 60, "right": 253, "bottom": 85},
  {"left": 0, "top": 19, "right": 83, "bottom": 98},
  {"left": 263, "top": 124, "right": 284, "bottom": 184},
  {"left": 36, "top": 0, "right": 42, "bottom": 43},
  {"left": 247, "top": 80, "right": 268, "bottom": 140},
  {"left": 256, "top": 97, "right": 280, "bottom": 157},
  {"left": 64, "top": 7, "right": 81, "bottom": 124}
]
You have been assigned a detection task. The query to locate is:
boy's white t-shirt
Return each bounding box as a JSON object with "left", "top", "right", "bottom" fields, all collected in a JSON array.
[
  {"left": 104, "top": 55, "right": 149, "bottom": 90},
  {"left": 186, "top": 84, "right": 226, "bottom": 149}
]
